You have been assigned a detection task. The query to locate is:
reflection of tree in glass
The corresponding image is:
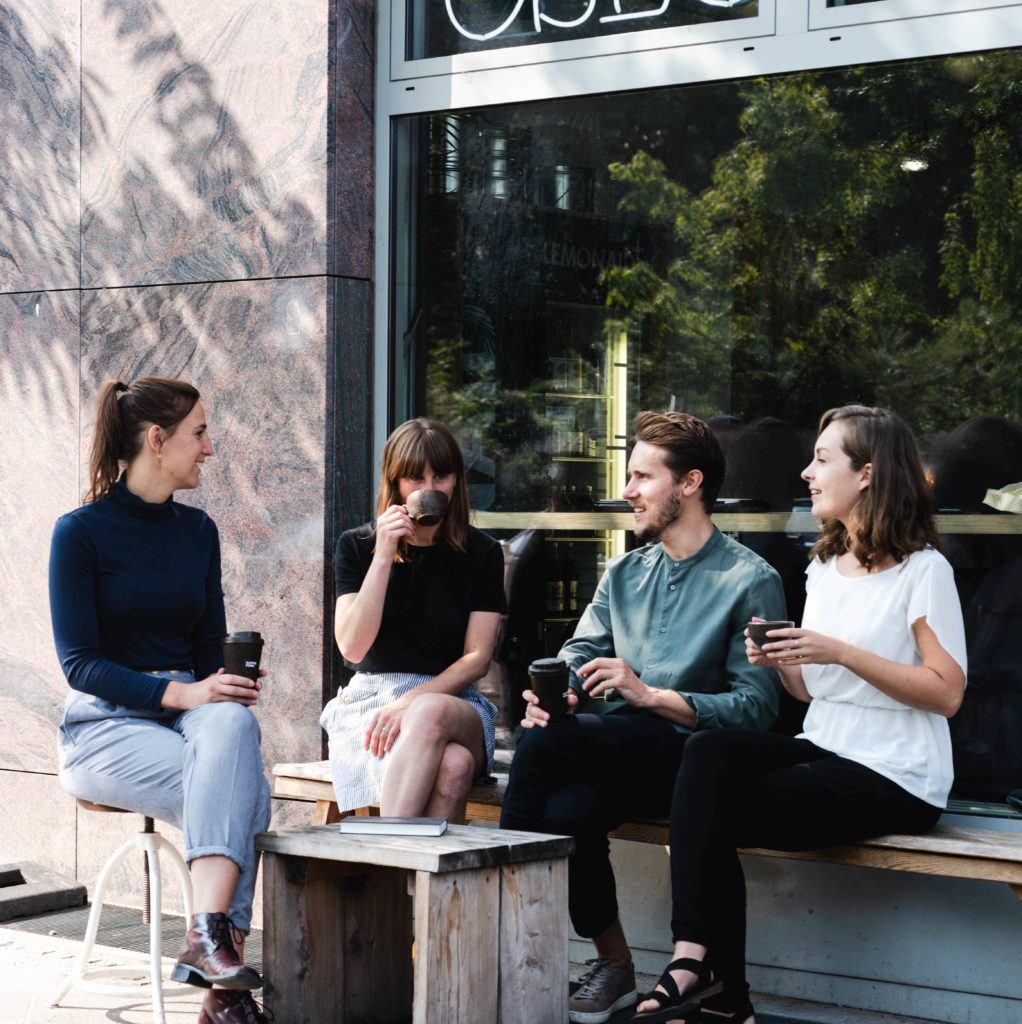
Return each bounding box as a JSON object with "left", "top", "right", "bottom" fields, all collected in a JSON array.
[{"left": 599, "top": 55, "right": 1022, "bottom": 434}]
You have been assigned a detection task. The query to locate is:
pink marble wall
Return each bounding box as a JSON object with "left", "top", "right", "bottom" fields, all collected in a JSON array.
[
  {"left": 0, "top": 0, "right": 378, "bottom": 913},
  {"left": 80, "top": 0, "right": 330, "bottom": 287},
  {"left": 0, "top": 1, "right": 81, "bottom": 292},
  {"left": 0, "top": 771, "right": 78, "bottom": 880},
  {"left": 331, "top": 0, "right": 375, "bottom": 278},
  {"left": 0, "top": 291, "right": 80, "bottom": 775},
  {"left": 79, "top": 277, "right": 329, "bottom": 770}
]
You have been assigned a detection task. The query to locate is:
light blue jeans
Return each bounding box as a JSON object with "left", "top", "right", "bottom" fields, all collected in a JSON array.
[{"left": 58, "top": 672, "right": 271, "bottom": 932}]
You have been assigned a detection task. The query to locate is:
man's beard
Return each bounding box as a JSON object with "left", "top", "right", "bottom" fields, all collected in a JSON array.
[{"left": 635, "top": 491, "right": 682, "bottom": 543}]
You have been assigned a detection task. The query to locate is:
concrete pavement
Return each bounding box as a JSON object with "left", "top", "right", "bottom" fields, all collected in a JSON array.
[{"left": 2, "top": 918, "right": 945, "bottom": 1024}]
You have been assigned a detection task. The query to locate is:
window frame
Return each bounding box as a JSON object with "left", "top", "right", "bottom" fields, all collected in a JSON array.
[
  {"left": 390, "top": 0, "right": 778, "bottom": 80},
  {"left": 809, "top": 0, "right": 1022, "bottom": 32}
]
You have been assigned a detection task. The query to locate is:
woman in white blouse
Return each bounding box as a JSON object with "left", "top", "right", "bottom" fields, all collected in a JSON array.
[{"left": 632, "top": 405, "right": 966, "bottom": 1024}]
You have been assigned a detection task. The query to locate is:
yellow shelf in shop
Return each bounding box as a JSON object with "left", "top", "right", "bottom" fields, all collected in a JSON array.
[{"left": 471, "top": 511, "right": 1022, "bottom": 535}]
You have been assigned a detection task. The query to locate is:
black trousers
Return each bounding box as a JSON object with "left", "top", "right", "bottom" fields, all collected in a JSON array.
[
  {"left": 500, "top": 712, "right": 689, "bottom": 938},
  {"left": 669, "top": 729, "right": 942, "bottom": 1009}
]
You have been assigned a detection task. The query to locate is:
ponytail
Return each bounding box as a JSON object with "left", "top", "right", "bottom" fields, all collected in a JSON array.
[{"left": 85, "top": 377, "right": 200, "bottom": 502}]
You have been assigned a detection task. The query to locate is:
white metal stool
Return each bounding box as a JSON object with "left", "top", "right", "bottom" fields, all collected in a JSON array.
[{"left": 51, "top": 800, "right": 195, "bottom": 1024}]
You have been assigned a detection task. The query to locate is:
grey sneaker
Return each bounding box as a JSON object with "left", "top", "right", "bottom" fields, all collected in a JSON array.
[{"left": 568, "top": 958, "right": 637, "bottom": 1023}]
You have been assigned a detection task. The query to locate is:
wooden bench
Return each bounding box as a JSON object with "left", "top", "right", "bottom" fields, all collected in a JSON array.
[{"left": 272, "top": 760, "right": 1022, "bottom": 901}]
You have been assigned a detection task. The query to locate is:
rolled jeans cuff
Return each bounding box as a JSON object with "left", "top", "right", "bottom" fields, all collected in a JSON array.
[{"left": 185, "top": 845, "right": 248, "bottom": 875}]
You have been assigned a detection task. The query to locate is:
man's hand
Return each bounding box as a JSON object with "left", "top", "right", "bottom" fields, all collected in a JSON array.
[
  {"left": 578, "top": 658, "right": 654, "bottom": 708},
  {"left": 521, "top": 688, "right": 580, "bottom": 729}
]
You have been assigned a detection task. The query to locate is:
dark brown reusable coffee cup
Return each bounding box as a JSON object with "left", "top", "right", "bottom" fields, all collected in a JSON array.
[
  {"left": 746, "top": 620, "right": 795, "bottom": 649},
  {"left": 528, "top": 658, "right": 570, "bottom": 721},
  {"left": 405, "top": 488, "right": 449, "bottom": 526},
  {"left": 222, "top": 631, "right": 264, "bottom": 680}
]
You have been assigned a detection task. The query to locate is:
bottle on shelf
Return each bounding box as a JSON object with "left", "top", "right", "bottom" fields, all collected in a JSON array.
[
  {"left": 544, "top": 542, "right": 565, "bottom": 613},
  {"left": 551, "top": 483, "right": 571, "bottom": 512},
  {"left": 560, "top": 543, "right": 579, "bottom": 615},
  {"left": 571, "top": 407, "right": 586, "bottom": 456},
  {"left": 579, "top": 484, "right": 597, "bottom": 511}
]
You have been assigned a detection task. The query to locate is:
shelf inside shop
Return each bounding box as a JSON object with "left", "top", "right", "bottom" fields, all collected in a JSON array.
[
  {"left": 552, "top": 455, "right": 609, "bottom": 463},
  {"left": 473, "top": 511, "right": 1022, "bottom": 535},
  {"left": 543, "top": 392, "right": 604, "bottom": 400}
]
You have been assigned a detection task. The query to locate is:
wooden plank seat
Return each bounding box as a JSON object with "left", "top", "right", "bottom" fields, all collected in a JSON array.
[{"left": 272, "top": 760, "right": 1022, "bottom": 899}]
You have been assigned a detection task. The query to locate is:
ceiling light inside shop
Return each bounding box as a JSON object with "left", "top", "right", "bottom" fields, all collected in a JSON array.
[{"left": 900, "top": 157, "right": 929, "bottom": 172}]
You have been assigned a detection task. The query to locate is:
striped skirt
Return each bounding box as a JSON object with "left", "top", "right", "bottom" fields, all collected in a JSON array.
[{"left": 318, "top": 671, "right": 498, "bottom": 813}]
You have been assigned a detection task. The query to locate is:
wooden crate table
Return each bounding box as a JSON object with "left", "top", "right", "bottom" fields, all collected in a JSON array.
[{"left": 256, "top": 823, "right": 573, "bottom": 1024}]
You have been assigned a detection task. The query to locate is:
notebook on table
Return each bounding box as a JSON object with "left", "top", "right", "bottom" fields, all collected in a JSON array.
[{"left": 338, "top": 816, "right": 448, "bottom": 837}]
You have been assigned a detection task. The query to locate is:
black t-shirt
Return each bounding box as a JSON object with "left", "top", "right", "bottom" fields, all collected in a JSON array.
[{"left": 334, "top": 523, "right": 507, "bottom": 675}]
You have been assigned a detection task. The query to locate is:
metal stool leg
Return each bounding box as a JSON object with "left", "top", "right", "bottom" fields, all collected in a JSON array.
[
  {"left": 50, "top": 830, "right": 141, "bottom": 1007},
  {"left": 51, "top": 818, "right": 193, "bottom": 1020},
  {"left": 158, "top": 833, "right": 194, "bottom": 921},
  {"left": 144, "top": 831, "right": 166, "bottom": 1024}
]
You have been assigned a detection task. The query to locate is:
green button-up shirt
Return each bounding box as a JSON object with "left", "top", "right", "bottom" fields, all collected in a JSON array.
[{"left": 561, "top": 528, "right": 786, "bottom": 732}]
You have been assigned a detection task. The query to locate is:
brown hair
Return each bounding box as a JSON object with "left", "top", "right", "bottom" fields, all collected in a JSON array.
[
  {"left": 86, "top": 377, "right": 200, "bottom": 502},
  {"left": 632, "top": 410, "right": 725, "bottom": 514},
  {"left": 810, "top": 405, "right": 939, "bottom": 569},
  {"left": 376, "top": 418, "right": 470, "bottom": 561}
]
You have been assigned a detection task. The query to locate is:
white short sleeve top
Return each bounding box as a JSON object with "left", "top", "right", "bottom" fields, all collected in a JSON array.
[{"left": 798, "top": 547, "right": 967, "bottom": 807}]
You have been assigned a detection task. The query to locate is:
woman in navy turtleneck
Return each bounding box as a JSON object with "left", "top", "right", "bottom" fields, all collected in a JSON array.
[{"left": 49, "top": 377, "right": 271, "bottom": 1024}]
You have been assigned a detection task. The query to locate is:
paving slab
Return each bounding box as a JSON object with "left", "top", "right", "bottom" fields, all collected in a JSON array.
[{"left": 0, "top": 863, "right": 86, "bottom": 923}]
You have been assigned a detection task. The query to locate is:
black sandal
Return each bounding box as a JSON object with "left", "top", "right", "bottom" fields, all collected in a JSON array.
[
  {"left": 630, "top": 957, "right": 723, "bottom": 1023},
  {"left": 682, "top": 997, "right": 755, "bottom": 1023}
]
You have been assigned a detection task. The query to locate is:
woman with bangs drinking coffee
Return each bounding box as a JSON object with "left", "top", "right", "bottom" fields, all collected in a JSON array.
[
  {"left": 632, "top": 405, "right": 967, "bottom": 1024},
  {"left": 320, "top": 418, "right": 506, "bottom": 821}
]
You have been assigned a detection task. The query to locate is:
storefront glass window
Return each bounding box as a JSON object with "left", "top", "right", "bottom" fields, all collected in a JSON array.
[
  {"left": 391, "top": 48, "right": 1022, "bottom": 804},
  {"left": 406, "top": 0, "right": 758, "bottom": 60}
]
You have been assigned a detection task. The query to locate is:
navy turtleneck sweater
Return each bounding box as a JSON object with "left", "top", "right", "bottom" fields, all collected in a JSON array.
[{"left": 48, "top": 475, "right": 226, "bottom": 711}]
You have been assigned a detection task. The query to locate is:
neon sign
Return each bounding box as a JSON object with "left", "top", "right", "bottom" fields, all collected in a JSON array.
[{"left": 444, "top": 0, "right": 754, "bottom": 42}]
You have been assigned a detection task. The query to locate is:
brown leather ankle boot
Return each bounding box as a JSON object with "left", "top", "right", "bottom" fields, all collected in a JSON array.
[
  {"left": 172, "top": 912, "right": 262, "bottom": 990},
  {"left": 198, "top": 989, "right": 272, "bottom": 1023}
]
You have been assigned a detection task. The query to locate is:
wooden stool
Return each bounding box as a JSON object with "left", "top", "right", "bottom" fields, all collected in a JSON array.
[
  {"left": 257, "top": 822, "right": 573, "bottom": 1024},
  {"left": 50, "top": 800, "right": 195, "bottom": 1024}
]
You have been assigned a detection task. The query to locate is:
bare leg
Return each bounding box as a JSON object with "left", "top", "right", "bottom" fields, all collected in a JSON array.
[
  {"left": 190, "top": 855, "right": 239, "bottom": 915},
  {"left": 380, "top": 694, "right": 486, "bottom": 817},
  {"left": 423, "top": 743, "right": 476, "bottom": 823}
]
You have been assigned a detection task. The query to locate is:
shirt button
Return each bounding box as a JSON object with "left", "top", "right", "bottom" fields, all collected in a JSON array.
[
  {"left": 660, "top": 627, "right": 667, "bottom": 633},
  {"left": 674, "top": 562, "right": 680, "bottom": 567},
  {"left": 669, "top": 584, "right": 676, "bottom": 591}
]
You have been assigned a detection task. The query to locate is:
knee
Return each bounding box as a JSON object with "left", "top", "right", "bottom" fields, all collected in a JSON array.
[
  {"left": 433, "top": 743, "right": 475, "bottom": 803},
  {"left": 402, "top": 693, "right": 457, "bottom": 746},
  {"left": 197, "top": 702, "right": 262, "bottom": 748},
  {"left": 679, "top": 729, "right": 751, "bottom": 785}
]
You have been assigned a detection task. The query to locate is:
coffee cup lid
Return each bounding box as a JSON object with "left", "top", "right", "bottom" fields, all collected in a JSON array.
[
  {"left": 528, "top": 658, "right": 567, "bottom": 673},
  {"left": 224, "top": 631, "right": 263, "bottom": 644}
]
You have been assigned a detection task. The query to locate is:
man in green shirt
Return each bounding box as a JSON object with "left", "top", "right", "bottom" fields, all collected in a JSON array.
[{"left": 500, "top": 410, "right": 786, "bottom": 1024}]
